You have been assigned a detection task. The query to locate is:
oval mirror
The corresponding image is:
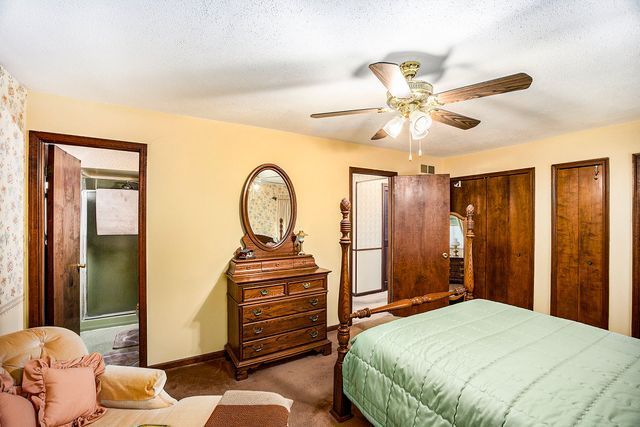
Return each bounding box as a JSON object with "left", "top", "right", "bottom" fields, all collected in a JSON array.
[{"left": 242, "top": 164, "right": 296, "bottom": 250}]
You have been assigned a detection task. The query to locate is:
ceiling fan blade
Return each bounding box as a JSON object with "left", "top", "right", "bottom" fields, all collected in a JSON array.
[
  {"left": 431, "top": 109, "right": 480, "bottom": 130},
  {"left": 435, "top": 73, "right": 532, "bottom": 104},
  {"left": 371, "top": 128, "right": 388, "bottom": 140},
  {"left": 369, "top": 62, "right": 413, "bottom": 98},
  {"left": 310, "top": 107, "right": 388, "bottom": 119}
]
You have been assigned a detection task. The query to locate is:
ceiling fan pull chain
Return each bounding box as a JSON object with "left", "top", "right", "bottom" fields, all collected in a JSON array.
[{"left": 409, "top": 132, "right": 413, "bottom": 161}]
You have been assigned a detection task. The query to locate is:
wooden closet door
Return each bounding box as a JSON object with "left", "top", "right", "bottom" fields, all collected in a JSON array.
[
  {"left": 390, "top": 174, "right": 450, "bottom": 316},
  {"left": 552, "top": 159, "right": 609, "bottom": 329},
  {"left": 451, "top": 178, "right": 487, "bottom": 299},
  {"left": 452, "top": 169, "right": 534, "bottom": 308}
]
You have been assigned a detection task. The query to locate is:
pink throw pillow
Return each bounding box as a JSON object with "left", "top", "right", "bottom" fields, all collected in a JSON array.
[
  {"left": 21, "top": 352, "right": 106, "bottom": 427},
  {"left": 0, "top": 392, "right": 37, "bottom": 427}
]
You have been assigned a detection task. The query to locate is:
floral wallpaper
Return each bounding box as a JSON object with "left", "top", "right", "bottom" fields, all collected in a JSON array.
[
  {"left": 247, "top": 182, "right": 290, "bottom": 241},
  {"left": 0, "top": 66, "right": 26, "bottom": 322}
]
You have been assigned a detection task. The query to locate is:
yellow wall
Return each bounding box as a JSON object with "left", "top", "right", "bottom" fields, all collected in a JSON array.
[
  {"left": 441, "top": 120, "right": 640, "bottom": 335},
  {"left": 25, "top": 90, "right": 640, "bottom": 362},
  {"left": 26, "top": 91, "right": 442, "bottom": 364}
]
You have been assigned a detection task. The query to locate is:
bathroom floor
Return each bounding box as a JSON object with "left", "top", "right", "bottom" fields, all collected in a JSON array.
[{"left": 81, "top": 324, "right": 139, "bottom": 366}]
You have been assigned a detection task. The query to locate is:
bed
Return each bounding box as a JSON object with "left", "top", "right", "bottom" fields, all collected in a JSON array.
[{"left": 331, "top": 199, "right": 640, "bottom": 426}]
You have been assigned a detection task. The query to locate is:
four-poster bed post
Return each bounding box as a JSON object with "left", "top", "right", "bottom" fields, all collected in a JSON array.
[{"left": 330, "top": 198, "right": 476, "bottom": 421}]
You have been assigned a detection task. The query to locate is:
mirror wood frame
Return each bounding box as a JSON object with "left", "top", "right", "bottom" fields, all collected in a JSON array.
[{"left": 241, "top": 163, "right": 297, "bottom": 252}]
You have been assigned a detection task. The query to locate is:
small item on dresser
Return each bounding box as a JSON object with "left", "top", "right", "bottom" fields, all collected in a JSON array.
[
  {"left": 294, "top": 230, "right": 309, "bottom": 255},
  {"left": 236, "top": 248, "right": 255, "bottom": 260}
]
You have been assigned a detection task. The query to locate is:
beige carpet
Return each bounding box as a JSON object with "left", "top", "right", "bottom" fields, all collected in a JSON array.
[{"left": 164, "top": 315, "right": 396, "bottom": 427}]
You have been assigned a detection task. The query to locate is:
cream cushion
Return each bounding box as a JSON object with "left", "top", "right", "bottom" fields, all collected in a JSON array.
[
  {"left": 0, "top": 327, "right": 88, "bottom": 385},
  {"left": 93, "top": 395, "right": 221, "bottom": 426},
  {"left": 99, "top": 365, "right": 178, "bottom": 409}
]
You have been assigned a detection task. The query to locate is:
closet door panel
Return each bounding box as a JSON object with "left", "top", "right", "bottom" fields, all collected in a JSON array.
[
  {"left": 554, "top": 168, "right": 580, "bottom": 320},
  {"left": 486, "top": 176, "right": 510, "bottom": 304},
  {"left": 577, "top": 165, "right": 607, "bottom": 328},
  {"left": 552, "top": 159, "right": 608, "bottom": 329},
  {"left": 507, "top": 173, "right": 534, "bottom": 309},
  {"left": 451, "top": 178, "right": 486, "bottom": 299}
]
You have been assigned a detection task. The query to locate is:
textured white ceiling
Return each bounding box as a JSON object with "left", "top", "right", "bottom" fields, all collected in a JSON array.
[{"left": 1, "top": 1, "right": 639, "bottom": 156}]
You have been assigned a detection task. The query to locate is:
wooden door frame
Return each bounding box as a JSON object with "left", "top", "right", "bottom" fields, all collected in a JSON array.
[
  {"left": 348, "top": 168, "right": 397, "bottom": 307},
  {"left": 451, "top": 167, "right": 536, "bottom": 308},
  {"left": 633, "top": 154, "right": 640, "bottom": 338},
  {"left": 551, "top": 158, "right": 609, "bottom": 329},
  {"left": 28, "top": 131, "right": 148, "bottom": 367}
]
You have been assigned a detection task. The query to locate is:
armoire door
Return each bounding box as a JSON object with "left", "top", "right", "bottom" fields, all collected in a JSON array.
[
  {"left": 451, "top": 168, "right": 534, "bottom": 309},
  {"left": 389, "top": 174, "right": 450, "bottom": 317},
  {"left": 552, "top": 159, "right": 609, "bottom": 329}
]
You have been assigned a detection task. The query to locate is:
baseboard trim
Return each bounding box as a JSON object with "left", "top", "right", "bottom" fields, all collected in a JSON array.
[
  {"left": 328, "top": 324, "right": 338, "bottom": 332},
  {"left": 149, "top": 349, "right": 226, "bottom": 370}
]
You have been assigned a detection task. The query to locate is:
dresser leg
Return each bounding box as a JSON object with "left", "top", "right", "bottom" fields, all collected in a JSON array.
[
  {"left": 235, "top": 367, "right": 249, "bottom": 381},
  {"left": 321, "top": 342, "right": 332, "bottom": 356}
]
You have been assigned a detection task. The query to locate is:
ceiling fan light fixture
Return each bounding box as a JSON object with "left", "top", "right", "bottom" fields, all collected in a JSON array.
[
  {"left": 409, "top": 110, "right": 432, "bottom": 139},
  {"left": 383, "top": 116, "right": 405, "bottom": 139}
]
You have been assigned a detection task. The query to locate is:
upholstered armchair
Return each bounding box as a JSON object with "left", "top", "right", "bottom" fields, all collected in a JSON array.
[{"left": 0, "top": 326, "right": 221, "bottom": 426}]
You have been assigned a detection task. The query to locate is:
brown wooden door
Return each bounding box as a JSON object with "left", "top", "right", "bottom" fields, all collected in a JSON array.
[
  {"left": 633, "top": 154, "right": 640, "bottom": 338},
  {"left": 451, "top": 169, "right": 534, "bottom": 308},
  {"left": 485, "top": 173, "right": 534, "bottom": 308},
  {"left": 552, "top": 159, "right": 609, "bottom": 329},
  {"left": 45, "top": 145, "right": 82, "bottom": 334},
  {"left": 389, "top": 174, "right": 450, "bottom": 316}
]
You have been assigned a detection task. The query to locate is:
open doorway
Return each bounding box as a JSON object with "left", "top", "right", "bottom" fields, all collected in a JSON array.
[
  {"left": 28, "top": 132, "right": 147, "bottom": 367},
  {"left": 349, "top": 167, "right": 397, "bottom": 322}
]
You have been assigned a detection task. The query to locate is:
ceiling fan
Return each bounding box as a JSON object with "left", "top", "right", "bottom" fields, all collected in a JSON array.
[{"left": 311, "top": 60, "right": 532, "bottom": 154}]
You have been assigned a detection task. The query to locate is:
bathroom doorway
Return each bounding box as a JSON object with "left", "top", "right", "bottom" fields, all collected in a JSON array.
[{"left": 28, "top": 132, "right": 147, "bottom": 367}]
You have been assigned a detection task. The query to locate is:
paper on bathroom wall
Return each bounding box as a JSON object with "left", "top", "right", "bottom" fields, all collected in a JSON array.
[{"left": 96, "top": 189, "right": 139, "bottom": 235}]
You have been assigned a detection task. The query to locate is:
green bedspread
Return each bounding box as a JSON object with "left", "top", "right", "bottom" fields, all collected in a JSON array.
[{"left": 343, "top": 299, "right": 640, "bottom": 427}]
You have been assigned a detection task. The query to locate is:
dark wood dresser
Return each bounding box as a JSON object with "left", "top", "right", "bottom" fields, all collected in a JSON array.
[{"left": 226, "top": 254, "right": 331, "bottom": 380}]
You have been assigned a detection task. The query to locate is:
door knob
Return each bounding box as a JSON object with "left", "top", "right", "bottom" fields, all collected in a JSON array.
[
  {"left": 74, "top": 263, "right": 86, "bottom": 270},
  {"left": 442, "top": 253, "right": 449, "bottom": 259}
]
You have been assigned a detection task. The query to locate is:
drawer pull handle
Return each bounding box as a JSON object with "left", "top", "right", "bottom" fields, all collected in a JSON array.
[
  {"left": 260, "top": 289, "right": 269, "bottom": 296},
  {"left": 309, "top": 330, "right": 319, "bottom": 338},
  {"left": 310, "top": 298, "right": 319, "bottom": 306},
  {"left": 254, "top": 327, "right": 263, "bottom": 335},
  {"left": 252, "top": 344, "right": 264, "bottom": 353},
  {"left": 252, "top": 308, "right": 263, "bottom": 317},
  {"left": 303, "top": 282, "right": 311, "bottom": 289},
  {"left": 309, "top": 314, "right": 319, "bottom": 322}
]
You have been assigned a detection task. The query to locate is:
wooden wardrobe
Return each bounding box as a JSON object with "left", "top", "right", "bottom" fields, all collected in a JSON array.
[
  {"left": 450, "top": 168, "right": 534, "bottom": 309},
  {"left": 552, "top": 159, "right": 609, "bottom": 329}
]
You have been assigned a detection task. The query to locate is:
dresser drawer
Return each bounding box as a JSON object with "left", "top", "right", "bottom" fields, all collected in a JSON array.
[
  {"left": 289, "top": 278, "right": 325, "bottom": 295},
  {"left": 262, "top": 259, "right": 294, "bottom": 271},
  {"left": 293, "top": 257, "right": 316, "bottom": 268},
  {"left": 243, "top": 309, "right": 325, "bottom": 340},
  {"left": 242, "top": 294, "right": 326, "bottom": 323},
  {"left": 242, "top": 283, "right": 285, "bottom": 302},
  {"left": 233, "top": 263, "right": 261, "bottom": 274},
  {"left": 242, "top": 325, "right": 326, "bottom": 359}
]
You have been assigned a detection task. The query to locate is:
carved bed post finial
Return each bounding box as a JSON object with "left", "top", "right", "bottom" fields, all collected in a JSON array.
[
  {"left": 464, "top": 204, "right": 475, "bottom": 300},
  {"left": 331, "top": 198, "right": 353, "bottom": 421}
]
